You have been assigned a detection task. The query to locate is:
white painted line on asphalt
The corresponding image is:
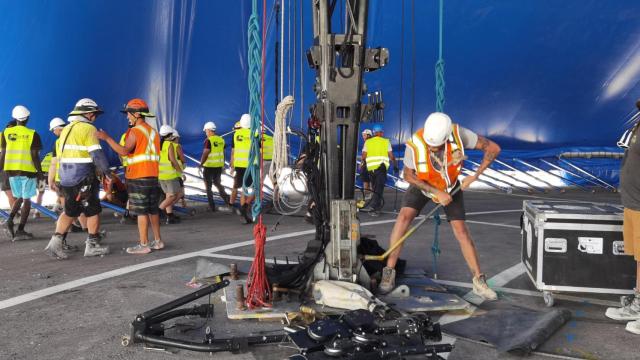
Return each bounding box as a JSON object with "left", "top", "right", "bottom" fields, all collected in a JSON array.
[
  {"left": 465, "top": 220, "right": 520, "bottom": 229},
  {"left": 435, "top": 279, "right": 619, "bottom": 307},
  {"left": 0, "top": 229, "right": 315, "bottom": 311},
  {"left": 437, "top": 263, "right": 526, "bottom": 359},
  {"left": 200, "top": 253, "right": 299, "bottom": 264},
  {"left": 0, "top": 214, "right": 521, "bottom": 311}
]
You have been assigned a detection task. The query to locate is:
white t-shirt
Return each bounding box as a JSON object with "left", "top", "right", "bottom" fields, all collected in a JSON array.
[{"left": 403, "top": 126, "right": 478, "bottom": 170}]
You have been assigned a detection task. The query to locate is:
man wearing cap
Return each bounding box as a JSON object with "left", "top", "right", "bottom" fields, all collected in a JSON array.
[
  {"left": 97, "top": 98, "right": 163, "bottom": 255},
  {"left": 378, "top": 112, "right": 501, "bottom": 301},
  {"left": 230, "top": 114, "right": 254, "bottom": 223},
  {"left": 361, "top": 125, "right": 398, "bottom": 216},
  {"left": 199, "top": 121, "right": 230, "bottom": 212},
  {"left": 43, "top": 99, "right": 111, "bottom": 259},
  {"left": 158, "top": 124, "right": 183, "bottom": 224},
  {"left": 359, "top": 129, "right": 373, "bottom": 192},
  {"left": 0, "top": 105, "right": 43, "bottom": 241}
]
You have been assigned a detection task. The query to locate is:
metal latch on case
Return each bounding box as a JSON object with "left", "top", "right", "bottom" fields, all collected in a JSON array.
[
  {"left": 612, "top": 241, "right": 626, "bottom": 255},
  {"left": 544, "top": 238, "right": 567, "bottom": 253},
  {"left": 577, "top": 237, "right": 603, "bottom": 254}
]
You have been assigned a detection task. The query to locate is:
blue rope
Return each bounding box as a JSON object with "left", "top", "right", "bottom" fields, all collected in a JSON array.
[
  {"left": 435, "top": 0, "right": 445, "bottom": 113},
  {"left": 431, "top": 212, "right": 442, "bottom": 276},
  {"left": 244, "top": 0, "right": 263, "bottom": 219},
  {"left": 432, "top": 0, "right": 445, "bottom": 277}
]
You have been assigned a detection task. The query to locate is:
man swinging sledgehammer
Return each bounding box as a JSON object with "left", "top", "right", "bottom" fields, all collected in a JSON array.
[{"left": 378, "top": 112, "right": 501, "bottom": 300}]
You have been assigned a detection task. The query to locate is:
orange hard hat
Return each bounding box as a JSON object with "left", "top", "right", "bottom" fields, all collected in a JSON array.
[{"left": 121, "top": 98, "right": 155, "bottom": 117}]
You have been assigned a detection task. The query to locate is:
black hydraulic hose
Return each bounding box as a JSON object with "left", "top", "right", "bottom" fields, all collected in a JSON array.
[
  {"left": 147, "top": 304, "right": 213, "bottom": 325},
  {"left": 140, "top": 280, "right": 229, "bottom": 321},
  {"left": 135, "top": 333, "right": 287, "bottom": 353},
  {"left": 378, "top": 343, "right": 454, "bottom": 358}
]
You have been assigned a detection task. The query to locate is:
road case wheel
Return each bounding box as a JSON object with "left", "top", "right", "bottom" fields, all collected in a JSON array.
[
  {"left": 121, "top": 335, "right": 131, "bottom": 347},
  {"left": 543, "top": 291, "right": 554, "bottom": 307}
]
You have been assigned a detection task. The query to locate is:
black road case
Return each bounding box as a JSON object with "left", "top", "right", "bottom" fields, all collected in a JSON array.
[{"left": 521, "top": 200, "right": 636, "bottom": 306}]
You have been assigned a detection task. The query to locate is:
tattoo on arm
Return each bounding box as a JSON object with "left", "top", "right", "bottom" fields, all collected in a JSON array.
[{"left": 474, "top": 135, "right": 500, "bottom": 175}]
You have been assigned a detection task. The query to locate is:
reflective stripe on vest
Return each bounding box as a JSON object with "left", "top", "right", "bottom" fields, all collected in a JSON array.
[
  {"left": 57, "top": 121, "right": 99, "bottom": 165},
  {"left": 127, "top": 126, "right": 160, "bottom": 165},
  {"left": 406, "top": 124, "right": 464, "bottom": 193},
  {"left": 262, "top": 134, "right": 273, "bottom": 161},
  {"left": 125, "top": 124, "right": 160, "bottom": 179},
  {"left": 119, "top": 133, "right": 128, "bottom": 166},
  {"left": 364, "top": 136, "right": 391, "bottom": 171},
  {"left": 233, "top": 128, "right": 251, "bottom": 168},
  {"left": 204, "top": 135, "right": 225, "bottom": 168},
  {"left": 4, "top": 125, "right": 36, "bottom": 172},
  {"left": 41, "top": 152, "right": 53, "bottom": 173},
  {"left": 159, "top": 141, "right": 180, "bottom": 180}
]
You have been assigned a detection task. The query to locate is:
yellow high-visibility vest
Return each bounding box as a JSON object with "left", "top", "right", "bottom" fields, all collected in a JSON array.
[
  {"left": 364, "top": 136, "right": 391, "bottom": 171},
  {"left": 159, "top": 141, "right": 180, "bottom": 180},
  {"left": 203, "top": 135, "right": 225, "bottom": 168},
  {"left": 262, "top": 134, "right": 273, "bottom": 161},
  {"left": 57, "top": 121, "right": 101, "bottom": 165},
  {"left": 174, "top": 142, "right": 184, "bottom": 176},
  {"left": 119, "top": 133, "right": 128, "bottom": 167},
  {"left": 41, "top": 152, "right": 52, "bottom": 173},
  {"left": 4, "top": 125, "right": 37, "bottom": 172},
  {"left": 233, "top": 128, "right": 251, "bottom": 168}
]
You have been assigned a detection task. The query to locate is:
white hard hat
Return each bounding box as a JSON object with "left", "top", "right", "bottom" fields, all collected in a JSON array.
[
  {"left": 174, "top": 130, "right": 180, "bottom": 138},
  {"left": 49, "top": 117, "right": 66, "bottom": 131},
  {"left": 203, "top": 121, "right": 216, "bottom": 131},
  {"left": 423, "top": 112, "right": 452, "bottom": 147},
  {"left": 362, "top": 129, "right": 373, "bottom": 136},
  {"left": 69, "top": 98, "right": 103, "bottom": 115},
  {"left": 240, "top": 113, "right": 251, "bottom": 129},
  {"left": 12, "top": 105, "right": 30, "bottom": 121},
  {"left": 159, "top": 124, "right": 174, "bottom": 137}
]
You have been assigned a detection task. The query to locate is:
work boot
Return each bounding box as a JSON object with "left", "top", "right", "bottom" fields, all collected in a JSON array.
[
  {"left": 13, "top": 229, "right": 34, "bottom": 242},
  {"left": 606, "top": 294, "right": 640, "bottom": 321},
  {"left": 126, "top": 243, "right": 151, "bottom": 255},
  {"left": 62, "top": 238, "right": 79, "bottom": 252},
  {"left": 166, "top": 213, "right": 181, "bottom": 224},
  {"left": 44, "top": 234, "right": 68, "bottom": 260},
  {"left": 241, "top": 204, "right": 253, "bottom": 224},
  {"left": 70, "top": 223, "right": 84, "bottom": 233},
  {"left": 84, "top": 237, "right": 110, "bottom": 257},
  {"left": 378, "top": 267, "right": 396, "bottom": 295},
  {"left": 3, "top": 219, "right": 15, "bottom": 239},
  {"left": 626, "top": 319, "right": 640, "bottom": 335},
  {"left": 472, "top": 274, "right": 498, "bottom": 301}
]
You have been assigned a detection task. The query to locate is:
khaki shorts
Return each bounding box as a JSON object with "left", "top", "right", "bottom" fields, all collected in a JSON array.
[{"left": 623, "top": 208, "right": 640, "bottom": 261}]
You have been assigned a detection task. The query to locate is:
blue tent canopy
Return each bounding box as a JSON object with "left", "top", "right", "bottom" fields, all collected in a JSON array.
[{"left": 0, "top": 0, "right": 638, "bottom": 170}]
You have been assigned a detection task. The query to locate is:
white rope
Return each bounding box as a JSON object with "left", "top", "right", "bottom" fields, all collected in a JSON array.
[{"left": 269, "top": 95, "right": 295, "bottom": 183}]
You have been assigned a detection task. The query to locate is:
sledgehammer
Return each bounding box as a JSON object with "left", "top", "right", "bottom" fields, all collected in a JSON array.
[{"left": 364, "top": 187, "right": 460, "bottom": 262}]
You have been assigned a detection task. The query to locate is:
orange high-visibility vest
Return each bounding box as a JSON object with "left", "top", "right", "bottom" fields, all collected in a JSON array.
[
  {"left": 125, "top": 123, "right": 160, "bottom": 179},
  {"left": 405, "top": 124, "right": 465, "bottom": 193}
]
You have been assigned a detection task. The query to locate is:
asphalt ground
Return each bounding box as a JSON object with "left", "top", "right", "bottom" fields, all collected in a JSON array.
[{"left": 0, "top": 188, "right": 638, "bottom": 359}]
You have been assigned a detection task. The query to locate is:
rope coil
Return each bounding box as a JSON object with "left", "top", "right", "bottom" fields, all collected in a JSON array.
[{"left": 245, "top": 0, "right": 271, "bottom": 309}]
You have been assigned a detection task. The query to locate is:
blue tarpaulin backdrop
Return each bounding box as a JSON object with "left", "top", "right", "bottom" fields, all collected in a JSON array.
[{"left": 0, "top": 0, "right": 638, "bottom": 179}]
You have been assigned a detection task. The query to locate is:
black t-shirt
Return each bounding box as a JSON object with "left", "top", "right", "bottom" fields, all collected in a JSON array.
[
  {"left": 203, "top": 138, "right": 211, "bottom": 150},
  {"left": 0, "top": 129, "right": 42, "bottom": 177}
]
